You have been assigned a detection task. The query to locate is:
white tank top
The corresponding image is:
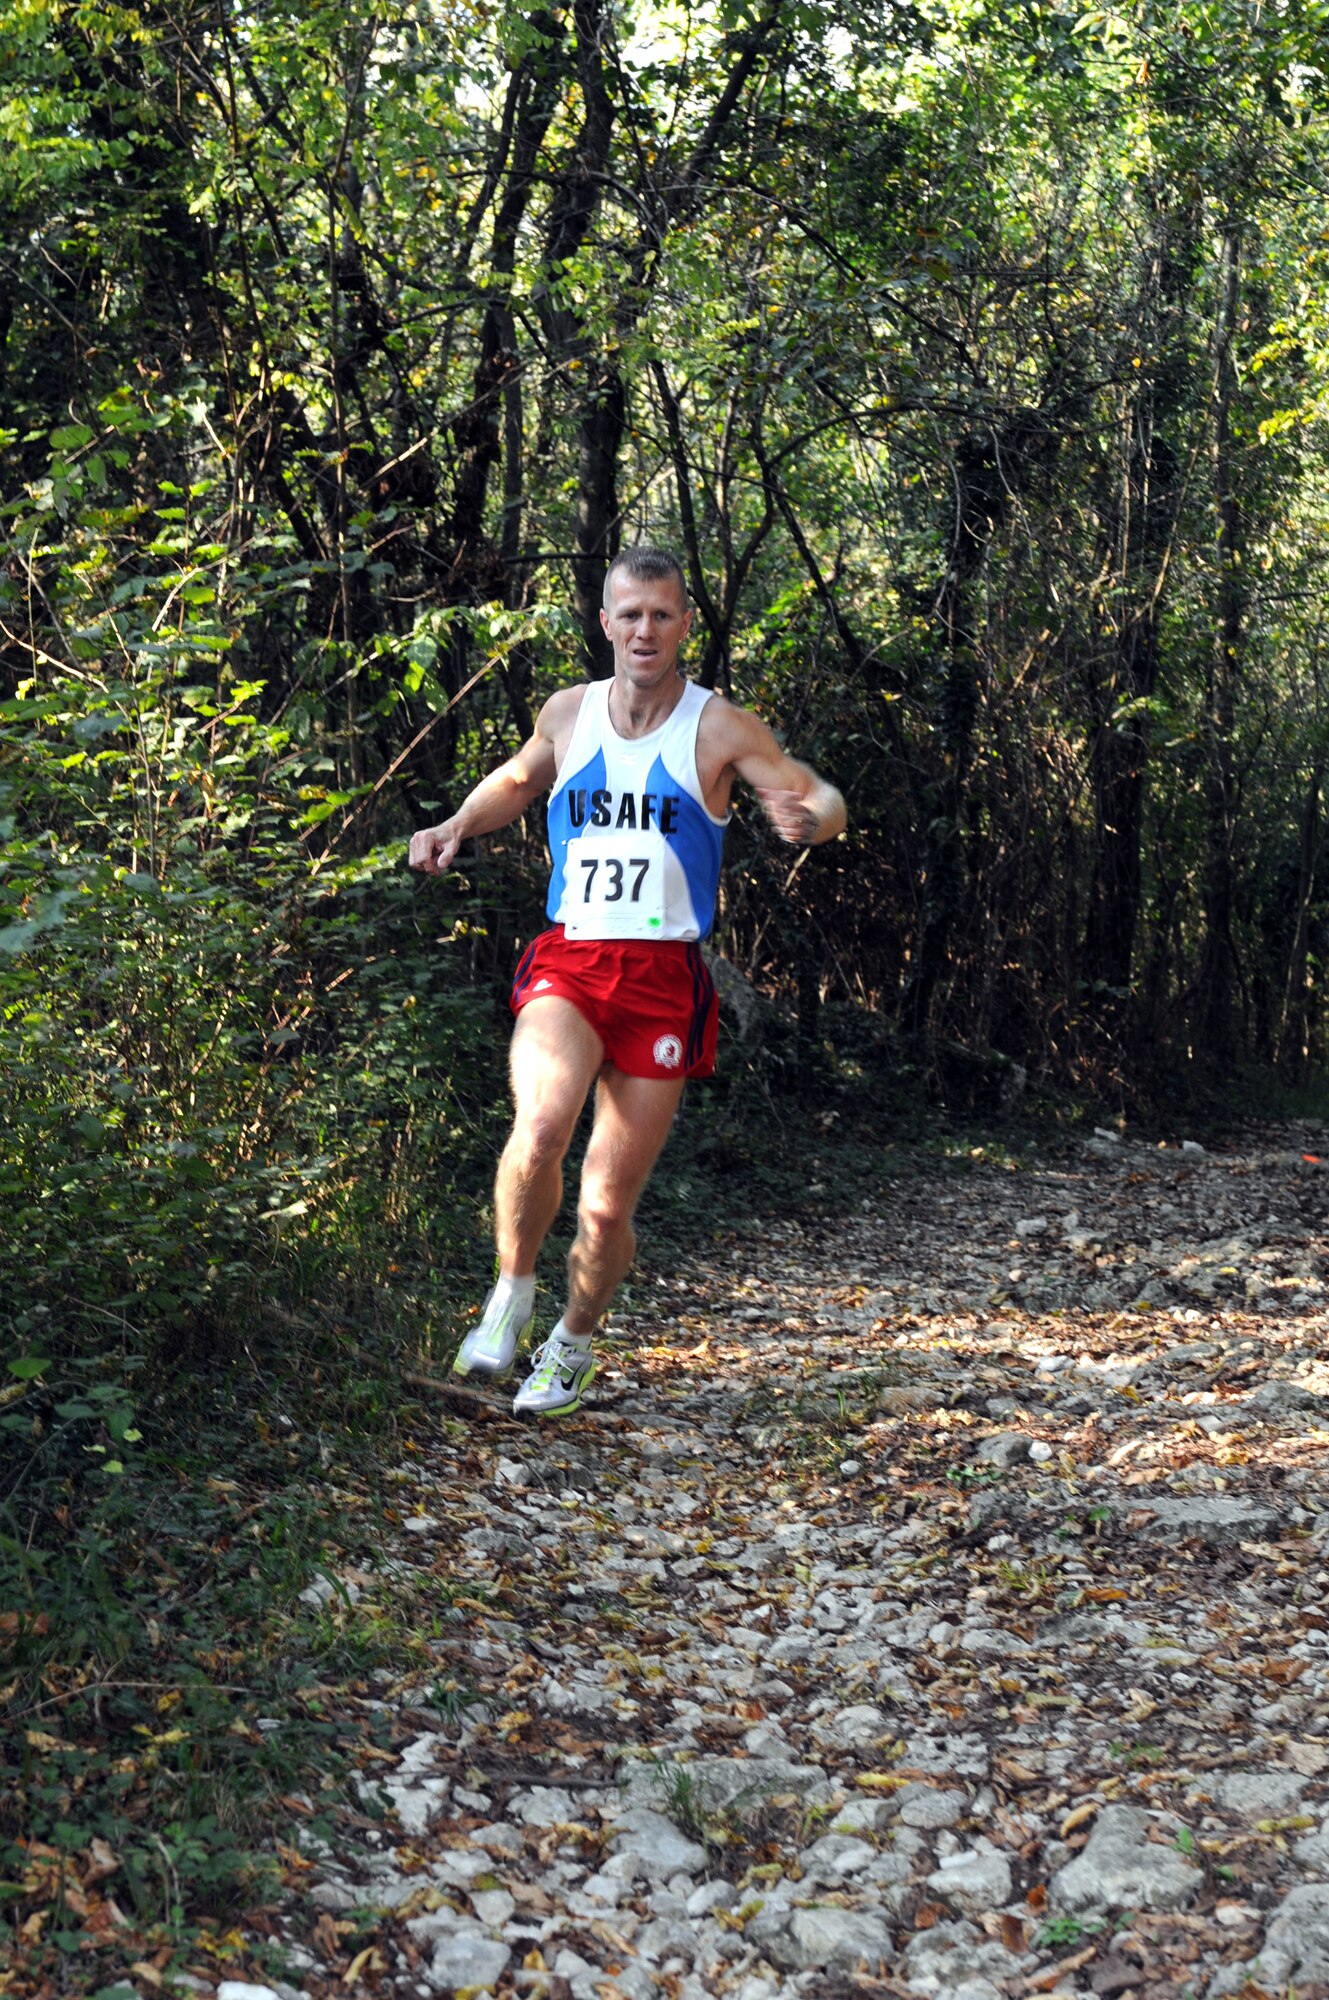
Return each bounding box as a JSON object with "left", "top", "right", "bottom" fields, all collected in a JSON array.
[{"left": 545, "top": 680, "right": 729, "bottom": 942}]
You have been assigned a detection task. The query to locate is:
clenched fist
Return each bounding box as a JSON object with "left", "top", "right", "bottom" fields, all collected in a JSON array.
[
  {"left": 409, "top": 821, "right": 462, "bottom": 874},
  {"left": 755, "top": 787, "right": 822, "bottom": 845}
]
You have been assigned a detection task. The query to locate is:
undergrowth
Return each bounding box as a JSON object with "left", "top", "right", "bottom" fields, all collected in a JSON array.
[
  {"left": 6, "top": 904, "right": 1323, "bottom": 1993},
  {"left": 0, "top": 1308, "right": 442, "bottom": 1993}
]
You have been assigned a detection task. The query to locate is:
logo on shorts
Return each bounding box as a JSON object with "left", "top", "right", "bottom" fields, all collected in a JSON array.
[
  {"left": 533, "top": 978, "right": 553, "bottom": 991},
  {"left": 653, "top": 1034, "right": 683, "bottom": 1070}
]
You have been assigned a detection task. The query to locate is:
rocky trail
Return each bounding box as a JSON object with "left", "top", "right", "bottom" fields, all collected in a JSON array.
[{"left": 243, "top": 1122, "right": 1329, "bottom": 2000}]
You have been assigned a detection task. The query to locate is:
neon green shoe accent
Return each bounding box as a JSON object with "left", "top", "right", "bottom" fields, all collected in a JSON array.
[
  {"left": 452, "top": 1291, "right": 534, "bottom": 1380},
  {"left": 512, "top": 1334, "right": 596, "bottom": 1416}
]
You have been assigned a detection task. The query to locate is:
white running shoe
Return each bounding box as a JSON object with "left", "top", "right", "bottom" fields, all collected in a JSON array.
[
  {"left": 512, "top": 1332, "right": 596, "bottom": 1417},
  {"left": 451, "top": 1287, "right": 533, "bottom": 1380}
]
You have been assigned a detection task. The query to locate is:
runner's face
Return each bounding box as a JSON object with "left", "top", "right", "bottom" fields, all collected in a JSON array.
[{"left": 600, "top": 570, "right": 692, "bottom": 689}]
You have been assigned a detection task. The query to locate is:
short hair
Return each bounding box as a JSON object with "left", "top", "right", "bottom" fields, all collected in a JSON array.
[{"left": 603, "top": 544, "right": 689, "bottom": 610}]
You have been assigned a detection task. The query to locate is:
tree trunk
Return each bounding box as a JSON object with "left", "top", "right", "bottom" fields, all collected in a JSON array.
[
  {"left": 443, "top": 19, "right": 567, "bottom": 615},
  {"left": 1084, "top": 204, "right": 1194, "bottom": 1021},
  {"left": 902, "top": 431, "right": 1002, "bottom": 1043},
  {"left": 1198, "top": 220, "right": 1244, "bottom": 1064},
  {"left": 1276, "top": 759, "right": 1324, "bottom": 1069}
]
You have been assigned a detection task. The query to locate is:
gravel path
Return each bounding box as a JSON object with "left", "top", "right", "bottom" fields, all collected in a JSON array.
[{"left": 262, "top": 1122, "right": 1329, "bottom": 2000}]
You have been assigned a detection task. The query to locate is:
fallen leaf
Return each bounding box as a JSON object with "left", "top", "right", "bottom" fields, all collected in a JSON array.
[
  {"left": 343, "top": 1945, "right": 385, "bottom": 1983},
  {"left": 510, "top": 1882, "right": 555, "bottom": 1914},
  {"left": 0, "top": 1611, "right": 49, "bottom": 1639},
  {"left": 996, "top": 1754, "right": 1044, "bottom": 1783},
  {"left": 1023, "top": 1942, "right": 1098, "bottom": 1989},
  {"left": 1001, "top": 1913, "right": 1027, "bottom": 1953},
  {"left": 84, "top": 1836, "right": 121, "bottom": 1885},
  {"left": 312, "top": 1911, "right": 347, "bottom": 1960}
]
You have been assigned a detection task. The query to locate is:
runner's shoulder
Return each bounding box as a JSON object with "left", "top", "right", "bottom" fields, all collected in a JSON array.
[
  {"left": 536, "top": 682, "right": 593, "bottom": 766},
  {"left": 697, "top": 690, "right": 774, "bottom": 759},
  {"left": 537, "top": 681, "right": 592, "bottom": 735}
]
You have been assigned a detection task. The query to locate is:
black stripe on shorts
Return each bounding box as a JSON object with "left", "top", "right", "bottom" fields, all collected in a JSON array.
[
  {"left": 511, "top": 939, "right": 540, "bottom": 1006},
  {"left": 685, "top": 944, "right": 712, "bottom": 1069}
]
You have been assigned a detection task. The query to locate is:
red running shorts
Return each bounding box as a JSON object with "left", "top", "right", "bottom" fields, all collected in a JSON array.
[{"left": 510, "top": 927, "right": 718, "bottom": 1079}]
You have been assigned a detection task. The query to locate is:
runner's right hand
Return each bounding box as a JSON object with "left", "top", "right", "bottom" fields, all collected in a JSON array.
[{"left": 409, "top": 822, "right": 462, "bottom": 874}]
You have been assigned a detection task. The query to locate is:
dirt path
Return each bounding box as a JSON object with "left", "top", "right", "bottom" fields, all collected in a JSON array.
[{"left": 263, "top": 1122, "right": 1329, "bottom": 2000}]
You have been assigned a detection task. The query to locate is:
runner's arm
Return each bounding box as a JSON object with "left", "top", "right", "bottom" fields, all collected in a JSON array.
[
  {"left": 408, "top": 697, "right": 564, "bottom": 876},
  {"left": 720, "top": 707, "right": 847, "bottom": 847}
]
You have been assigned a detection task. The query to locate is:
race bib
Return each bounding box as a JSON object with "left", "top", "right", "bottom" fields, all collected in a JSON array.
[{"left": 564, "top": 830, "right": 667, "bottom": 939}]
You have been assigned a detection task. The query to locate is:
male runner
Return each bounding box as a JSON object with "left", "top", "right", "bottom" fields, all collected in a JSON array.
[{"left": 408, "top": 546, "right": 845, "bottom": 1417}]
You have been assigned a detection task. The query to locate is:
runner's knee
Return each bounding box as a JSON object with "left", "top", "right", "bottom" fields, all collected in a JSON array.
[
  {"left": 577, "top": 1181, "right": 635, "bottom": 1242},
  {"left": 510, "top": 1103, "right": 577, "bottom": 1166}
]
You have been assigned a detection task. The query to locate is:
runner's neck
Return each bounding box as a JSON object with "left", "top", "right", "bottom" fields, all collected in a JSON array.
[{"left": 607, "top": 671, "right": 687, "bottom": 741}]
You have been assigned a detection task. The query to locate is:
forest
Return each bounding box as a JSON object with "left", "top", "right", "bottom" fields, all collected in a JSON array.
[
  {"left": 6, "top": 0, "right": 1329, "bottom": 1334},
  {"left": 4, "top": 0, "right": 1329, "bottom": 1978}
]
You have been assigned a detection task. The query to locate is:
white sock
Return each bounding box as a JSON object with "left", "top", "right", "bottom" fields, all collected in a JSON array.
[
  {"left": 492, "top": 1272, "right": 535, "bottom": 1318},
  {"left": 550, "top": 1316, "right": 592, "bottom": 1352}
]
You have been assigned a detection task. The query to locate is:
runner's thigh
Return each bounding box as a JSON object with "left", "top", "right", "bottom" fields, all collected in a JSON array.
[{"left": 509, "top": 995, "right": 606, "bottom": 1141}]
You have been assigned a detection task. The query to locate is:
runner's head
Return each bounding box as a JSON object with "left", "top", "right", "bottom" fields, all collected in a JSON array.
[
  {"left": 601, "top": 546, "right": 693, "bottom": 687},
  {"left": 603, "top": 545, "right": 688, "bottom": 613}
]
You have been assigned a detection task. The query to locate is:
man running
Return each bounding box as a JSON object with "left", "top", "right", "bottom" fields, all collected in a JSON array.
[{"left": 408, "top": 546, "right": 845, "bottom": 1417}]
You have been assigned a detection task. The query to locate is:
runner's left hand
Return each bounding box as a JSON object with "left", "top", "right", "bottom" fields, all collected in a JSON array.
[{"left": 755, "top": 787, "right": 821, "bottom": 844}]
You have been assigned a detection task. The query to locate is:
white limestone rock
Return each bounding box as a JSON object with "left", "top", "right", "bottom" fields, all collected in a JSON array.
[
  {"left": 1216, "top": 1771, "right": 1306, "bottom": 1818},
  {"left": 1114, "top": 1495, "right": 1278, "bottom": 1543},
  {"left": 1248, "top": 1883, "right": 1329, "bottom": 1989},
  {"left": 606, "top": 1807, "right": 708, "bottom": 1881},
  {"left": 810, "top": 1702, "right": 889, "bottom": 1749},
  {"left": 799, "top": 1833, "right": 875, "bottom": 1881},
  {"left": 897, "top": 1784, "right": 969, "bottom": 1829},
  {"left": 926, "top": 1843, "right": 1013, "bottom": 1916},
  {"left": 425, "top": 1931, "right": 511, "bottom": 1995},
  {"left": 900, "top": 1918, "right": 1024, "bottom": 1995},
  {"left": 686, "top": 1878, "right": 737, "bottom": 1916},
  {"left": 385, "top": 1775, "right": 450, "bottom": 1837},
  {"left": 506, "top": 1784, "right": 577, "bottom": 1826},
  {"left": 469, "top": 1887, "right": 515, "bottom": 1928},
  {"left": 975, "top": 1432, "right": 1033, "bottom": 1467},
  {"left": 746, "top": 1902, "right": 893, "bottom": 1971},
  {"left": 1051, "top": 1804, "right": 1202, "bottom": 1914}
]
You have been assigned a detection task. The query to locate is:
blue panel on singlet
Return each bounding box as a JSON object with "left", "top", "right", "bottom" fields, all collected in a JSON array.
[
  {"left": 642, "top": 749, "right": 725, "bottom": 941},
  {"left": 545, "top": 744, "right": 607, "bottom": 922}
]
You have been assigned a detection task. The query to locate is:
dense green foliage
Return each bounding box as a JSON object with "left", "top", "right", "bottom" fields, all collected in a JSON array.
[{"left": 4, "top": 0, "right": 1329, "bottom": 1967}]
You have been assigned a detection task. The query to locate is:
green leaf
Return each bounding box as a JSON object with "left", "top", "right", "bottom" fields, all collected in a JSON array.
[{"left": 7, "top": 1356, "right": 51, "bottom": 1380}]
